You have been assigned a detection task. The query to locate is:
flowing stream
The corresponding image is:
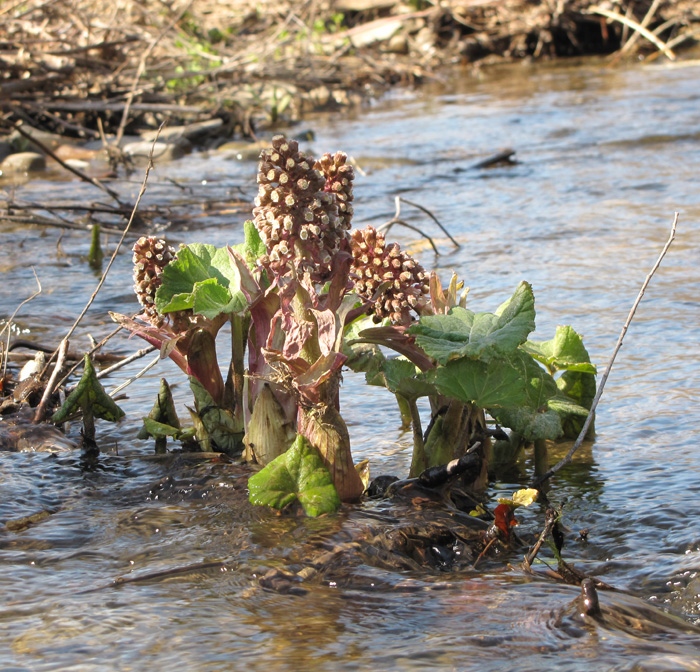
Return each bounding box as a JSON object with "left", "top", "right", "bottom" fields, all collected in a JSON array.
[{"left": 2, "top": 56, "right": 700, "bottom": 671}]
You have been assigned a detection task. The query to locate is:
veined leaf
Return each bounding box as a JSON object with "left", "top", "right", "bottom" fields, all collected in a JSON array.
[
  {"left": 410, "top": 281, "right": 536, "bottom": 364},
  {"left": 248, "top": 434, "right": 341, "bottom": 516},
  {"left": 428, "top": 356, "right": 528, "bottom": 408},
  {"left": 522, "top": 325, "right": 597, "bottom": 374},
  {"left": 378, "top": 358, "right": 437, "bottom": 400},
  {"left": 490, "top": 405, "right": 562, "bottom": 442},
  {"left": 555, "top": 369, "right": 597, "bottom": 439},
  {"left": 155, "top": 243, "right": 247, "bottom": 318}
]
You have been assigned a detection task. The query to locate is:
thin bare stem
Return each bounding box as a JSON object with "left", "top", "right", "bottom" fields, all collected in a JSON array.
[
  {"left": 534, "top": 212, "right": 678, "bottom": 487},
  {"left": 619, "top": 0, "right": 661, "bottom": 55},
  {"left": 108, "top": 353, "right": 161, "bottom": 397},
  {"left": 1, "top": 268, "right": 41, "bottom": 380},
  {"left": 11, "top": 123, "right": 123, "bottom": 204},
  {"left": 55, "top": 324, "right": 125, "bottom": 389},
  {"left": 378, "top": 197, "right": 440, "bottom": 254},
  {"left": 38, "top": 126, "right": 164, "bottom": 407},
  {"left": 33, "top": 339, "right": 68, "bottom": 422},
  {"left": 95, "top": 345, "right": 157, "bottom": 381},
  {"left": 399, "top": 197, "right": 460, "bottom": 248}
]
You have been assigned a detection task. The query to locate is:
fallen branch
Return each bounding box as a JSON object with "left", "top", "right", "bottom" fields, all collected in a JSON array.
[
  {"left": 533, "top": 212, "right": 678, "bottom": 487},
  {"left": 378, "top": 196, "right": 440, "bottom": 254},
  {"left": 38, "top": 126, "right": 164, "bottom": 414},
  {"left": 587, "top": 5, "right": 676, "bottom": 60},
  {"left": 11, "top": 122, "right": 123, "bottom": 204}
]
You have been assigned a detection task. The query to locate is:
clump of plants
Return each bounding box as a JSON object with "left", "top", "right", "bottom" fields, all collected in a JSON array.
[{"left": 111, "top": 135, "right": 596, "bottom": 516}]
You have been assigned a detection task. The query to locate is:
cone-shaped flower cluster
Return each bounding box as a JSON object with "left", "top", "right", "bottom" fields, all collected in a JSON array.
[
  {"left": 132, "top": 236, "right": 193, "bottom": 332},
  {"left": 316, "top": 150, "right": 354, "bottom": 235},
  {"left": 350, "top": 226, "right": 429, "bottom": 326},
  {"left": 132, "top": 236, "right": 175, "bottom": 327},
  {"left": 253, "top": 135, "right": 353, "bottom": 281}
]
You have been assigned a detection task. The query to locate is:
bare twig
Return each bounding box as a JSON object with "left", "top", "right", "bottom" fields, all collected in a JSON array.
[
  {"left": 1, "top": 268, "right": 42, "bottom": 380},
  {"left": 619, "top": 0, "right": 661, "bottom": 55},
  {"left": 38, "top": 126, "right": 164, "bottom": 413},
  {"left": 533, "top": 212, "right": 678, "bottom": 486},
  {"left": 95, "top": 345, "right": 156, "bottom": 382},
  {"left": 108, "top": 352, "right": 161, "bottom": 397},
  {"left": 587, "top": 5, "right": 676, "bottom": 60},
  {"left": 378, "top": 196, "right": 440, "bottom": 254},
  {"left": 399, "top": 197, "right": 460, "bottom": 248},
  {"left": 33, "top": 339, "right": 67, "bottom": 422},
  {"left": 522, "top": 506, "right": 558, "bottom": 571},
  {"left": 54, "top": 324, "right": 126, "bottom": 390},
  {"left": 11, "top": 123, "right": 123, "bottom": 204}
]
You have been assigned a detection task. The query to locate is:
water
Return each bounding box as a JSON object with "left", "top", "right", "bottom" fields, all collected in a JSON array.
[{"left": 2, "top": 56, "right": 700, "bottom": 670}]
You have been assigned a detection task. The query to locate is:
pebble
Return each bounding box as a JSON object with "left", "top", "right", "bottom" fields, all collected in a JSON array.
[{"left": 0, "top": 151, "right": 46, "bottom": 174}]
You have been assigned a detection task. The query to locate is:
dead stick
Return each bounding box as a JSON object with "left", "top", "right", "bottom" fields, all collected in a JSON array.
[
  {"left": 38, "top": 127, "right": 164, "bottom": 403},
  {"left": 94, "top": 345, "right": 156, "bottom": 382},
  {"left": 55, "top": 324, "right": 127, "bottom": 390},
  {"left": 522, "top": 507, "right": 558, "bottom": 571},
  {"left": 379, "top": 197, "right": 440, "bottom": 254},
  {"left": 587, "top": 6, "right": 676, "bottom": 60},
  {"left": 34, "top": 339, "right": 68, "bottom": 422},
  {"left": 1, "top": 269, "right": 41, "bottom": 380},
  {"left": 11, "top": 123, "right": 123, "bottom": 204},
  {"left": 619, "top": 0, "right": 661, "bottom": 55},
  {"left": 399, "top": 197, "right": 460, "bottom": 248},
  {"left": 534, "top": 212, "right": 678, "bottom": 486},
  {"left": 108, "top": 352, "right": 161, "bottom": 397}
]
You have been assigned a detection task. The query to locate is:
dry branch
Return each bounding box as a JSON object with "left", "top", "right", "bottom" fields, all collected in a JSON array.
[{"left": 533, "top": 212, "right": 679, "bottom": 487}]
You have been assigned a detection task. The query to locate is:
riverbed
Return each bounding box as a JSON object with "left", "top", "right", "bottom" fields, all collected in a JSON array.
[{"left": 2, "top": 56, "right": 700, "bottom": 670}]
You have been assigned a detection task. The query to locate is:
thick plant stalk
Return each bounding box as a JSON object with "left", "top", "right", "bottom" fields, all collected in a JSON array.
[
  {"left": 406, "top": 396, "right": 428, "bottom": 477},
  {"left": 226, "top": 313, "right": 249, "bottom": 434},
  {"left": 297, "top": 403, "right": 364, "bottom": 502}
]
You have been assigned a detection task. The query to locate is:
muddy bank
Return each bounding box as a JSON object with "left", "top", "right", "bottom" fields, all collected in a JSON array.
[{"left": 1, "top": 0, "right": 698, "bottom": 146}]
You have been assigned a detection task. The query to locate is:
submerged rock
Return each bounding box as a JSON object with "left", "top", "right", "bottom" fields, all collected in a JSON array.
[
  {"left": 0, "top": 408, "right": 77, "bottom": 452},
  {"left": 0, "top": 151, "right": 46, "bottom": 174}
]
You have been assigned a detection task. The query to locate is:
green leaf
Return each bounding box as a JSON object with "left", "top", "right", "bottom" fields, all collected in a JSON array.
[
  {"left": 555, "top": 369, "right": 597, "bottom": 439},
  {"left": 138, "top": 378, "right": 180, "bottom": 439},
  {"left": 155, "top": 243, "right": 247, "bottom": 318},
  {"left": 344, "top": 315, "right": 385, "bottom": 376},
  {"left": 410, "top": 281, "right": 536, "bottom": 364},
  {"left": 244, "top": 220, "right": 267, "bottom": 263},
  {"left": 557, "top": 369, "right": 596, "bottom": 409},
  {"left": 428, "top": 356, "right": 528, "bottom": 408},
  {"left": 191, "top": 278, "right": 245, "bottom": 319},
  {"left": 51, "top": 355, "right": 125, "bottom": 424},
  {"left": 547, "top": 394, "right": 591, "bottom": 418},
  {"left": 229, "top": 220, "right": 267, "bottom": 270},
  {"left": 522, "top": 325, "right": 597, "bottom": 374},
  {"left": 490, "top": 405, "right": 562, "bottom": 442},
  {"left": 486, "top": 351, "right": 561, "bottom": 441},
  {"left": 374, "top": 358, "right": 437, "bottom": 401},
  {"left": 141, "top": 417, "right": 181, "bottom": 439},
  {"left": 189, "top": 377, "right": 241, "bottom": 453},
  {"left": 248, "top": 435, "right": 341, "bottom": 516}
]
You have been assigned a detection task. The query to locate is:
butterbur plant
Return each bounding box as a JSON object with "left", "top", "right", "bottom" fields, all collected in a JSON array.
[{"left": 112, "top": 134, "right": 597, "bottom": 516}]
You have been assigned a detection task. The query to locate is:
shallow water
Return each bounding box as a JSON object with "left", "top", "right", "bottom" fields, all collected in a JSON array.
[{"left": 2, "top": 57, "right": 700, "bottom": 670}]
